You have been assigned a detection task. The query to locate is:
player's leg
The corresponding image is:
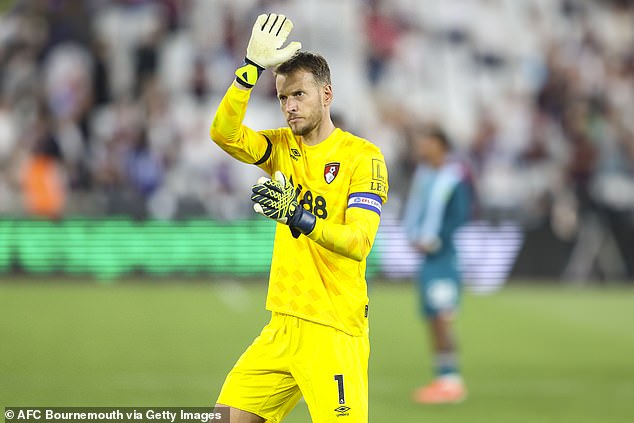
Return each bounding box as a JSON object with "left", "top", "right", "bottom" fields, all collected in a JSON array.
[
  {"left": 216, "top": 313, "right": 304, "bottom": 422},
  {"left": 428, "top": 310, "right": 459, "bottom": 376},
  {"left": 413, "top": 260, "right": 466, "bottom": 404},
  {"left": 292, "top": 317, "right": 369, "bottom": 423},
  {"left": 214, "top": 404, "right": 264, "bottom": 423},
  {"left": 414, "top": 314, "right": 465, "bottom": 404}
]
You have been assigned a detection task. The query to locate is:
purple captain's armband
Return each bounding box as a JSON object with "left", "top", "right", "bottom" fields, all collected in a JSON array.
[{"left": 347, "top": 193, "right": 382, "bottom": 216}]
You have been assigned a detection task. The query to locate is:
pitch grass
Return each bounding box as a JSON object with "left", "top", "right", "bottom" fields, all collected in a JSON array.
[{"left": 1, "top": 279, "right": 633, "bottom": 422}]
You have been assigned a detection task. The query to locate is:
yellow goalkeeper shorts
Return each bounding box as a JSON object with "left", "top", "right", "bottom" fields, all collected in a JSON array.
[{"left": 216, "top": 312, "right": 369, "bottom": 423}]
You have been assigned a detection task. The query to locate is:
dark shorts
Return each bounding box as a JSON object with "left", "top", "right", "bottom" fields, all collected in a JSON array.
[{"left": 417, "top": 253, "right": 462, "bottom": 317}]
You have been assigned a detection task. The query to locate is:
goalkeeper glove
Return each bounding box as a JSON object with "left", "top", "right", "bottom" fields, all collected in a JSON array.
[
  {"left": 251, "top": 170, "right": 316, "bottom": 237},
  {"left": 235, "top": 13, "right": 302, "bottom": 88}
]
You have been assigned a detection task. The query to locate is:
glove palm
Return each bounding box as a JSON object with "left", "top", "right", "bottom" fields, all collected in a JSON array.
[
  {"left": 247, "top": 13, "right": 301, "bottom": 68},
  {"left": 235, "top": 13, "right": 301, "bottom": 88}
]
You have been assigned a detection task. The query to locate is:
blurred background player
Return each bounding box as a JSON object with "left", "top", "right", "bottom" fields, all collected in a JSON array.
[
  {"left": 403, "top": 125, "right": 472, "bottom": 404},
  {"left": 210, "top": 13, "right": 388, "bottom": 423}
]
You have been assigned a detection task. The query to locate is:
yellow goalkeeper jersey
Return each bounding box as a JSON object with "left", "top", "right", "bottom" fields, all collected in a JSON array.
[{"left": 210, "top": 84, "right": 388, "bottom": 336}]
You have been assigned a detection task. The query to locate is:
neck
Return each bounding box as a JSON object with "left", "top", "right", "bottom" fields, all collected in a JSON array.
[{"left": 301, "top": 118, "right": 336, "bottom": 146}]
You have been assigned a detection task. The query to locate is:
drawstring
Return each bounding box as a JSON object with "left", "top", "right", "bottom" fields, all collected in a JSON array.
[{"left": 280, "top": 314, "right": 300, "bottom": 335}]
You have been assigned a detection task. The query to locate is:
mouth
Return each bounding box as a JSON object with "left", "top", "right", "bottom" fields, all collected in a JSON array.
[{"left": 287, "top": 116, "right": 301, "bottom": 124}]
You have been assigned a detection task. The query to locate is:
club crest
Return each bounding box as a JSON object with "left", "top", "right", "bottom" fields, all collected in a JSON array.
[{"left": 324, "top": 162, "right": 340, "bottom": 184}]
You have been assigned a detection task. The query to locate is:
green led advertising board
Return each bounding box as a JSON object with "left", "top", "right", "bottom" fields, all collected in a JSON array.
[{"left": 0, "top": 218, "right": 382, "bottom": 280}]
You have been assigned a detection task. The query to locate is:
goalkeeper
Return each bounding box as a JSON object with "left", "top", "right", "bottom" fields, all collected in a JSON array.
[{"left": 210, "top": 13, "right": 388, "bottom": 423}]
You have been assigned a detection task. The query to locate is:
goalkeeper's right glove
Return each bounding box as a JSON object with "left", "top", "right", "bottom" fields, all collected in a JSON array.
[{"left": 235, "top": 13, "right": 302, "bottom": 89}]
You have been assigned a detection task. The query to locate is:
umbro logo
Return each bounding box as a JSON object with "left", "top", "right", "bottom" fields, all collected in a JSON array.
[
  {"left": 334, "top": 405, "right": 351, "bottom": 417},
  {"left": 290, "top": 148, "right": 301, "bottom": 161}
]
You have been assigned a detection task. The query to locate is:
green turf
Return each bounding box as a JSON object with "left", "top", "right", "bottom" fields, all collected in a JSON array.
[{"left": 1, "top": 279, "right": 633, "bottom": 422}]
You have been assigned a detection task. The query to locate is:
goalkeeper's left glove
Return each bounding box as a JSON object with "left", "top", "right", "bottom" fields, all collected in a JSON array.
[
  {"left": 235, "top": 13, "right": 302, "bottom": 88},
  {"left": 251, "top": 171, "right": 316, "bottom": 237}
]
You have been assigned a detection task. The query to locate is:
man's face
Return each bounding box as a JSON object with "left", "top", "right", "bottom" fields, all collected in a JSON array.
[{"left": 275, "top": 70, "right": 329, "bottom": 136}]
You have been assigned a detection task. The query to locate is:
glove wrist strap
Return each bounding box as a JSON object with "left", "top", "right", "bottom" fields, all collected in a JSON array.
[
  {"left": 289, "top": 207, "right": 316, "bottom": 235},
  {"left": 235, "top": 57, "right": 265, "bottom": 88}
]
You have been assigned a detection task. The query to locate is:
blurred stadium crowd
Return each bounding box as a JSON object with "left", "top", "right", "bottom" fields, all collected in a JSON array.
[{"left": 0, "top": 0, "right": 632, "bottom": 235}]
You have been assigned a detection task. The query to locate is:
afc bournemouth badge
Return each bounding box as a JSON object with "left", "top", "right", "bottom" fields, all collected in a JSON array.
[{"left": 324, "top": 162, "right": 340, "bottom": 184}]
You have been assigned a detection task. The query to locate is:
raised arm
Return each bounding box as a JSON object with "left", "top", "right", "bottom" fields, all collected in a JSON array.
[{"left": 209, "top": 13, "right": 300, "bottom": 167}]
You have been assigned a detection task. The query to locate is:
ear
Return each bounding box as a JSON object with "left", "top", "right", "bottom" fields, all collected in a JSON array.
[{"left": 322, "top": 84, "right": 333, "bottom": 107}]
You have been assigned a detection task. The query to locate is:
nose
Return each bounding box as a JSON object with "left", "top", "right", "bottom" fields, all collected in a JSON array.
[{"left": 285, "top": 98, "right": 298, "bottom": 113}]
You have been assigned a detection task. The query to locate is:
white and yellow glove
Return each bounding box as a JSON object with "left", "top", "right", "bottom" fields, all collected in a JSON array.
[
  {"left": 235, "top": 13, "right": 302, "bottom": 88},
  {"left": 251, "top": 171, "right": 316, "bottom": 237}
]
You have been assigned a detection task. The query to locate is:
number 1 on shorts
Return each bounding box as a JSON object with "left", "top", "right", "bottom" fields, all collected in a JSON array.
[{"left": 334, "top": 374, "right": 345, "bottom": 404}]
